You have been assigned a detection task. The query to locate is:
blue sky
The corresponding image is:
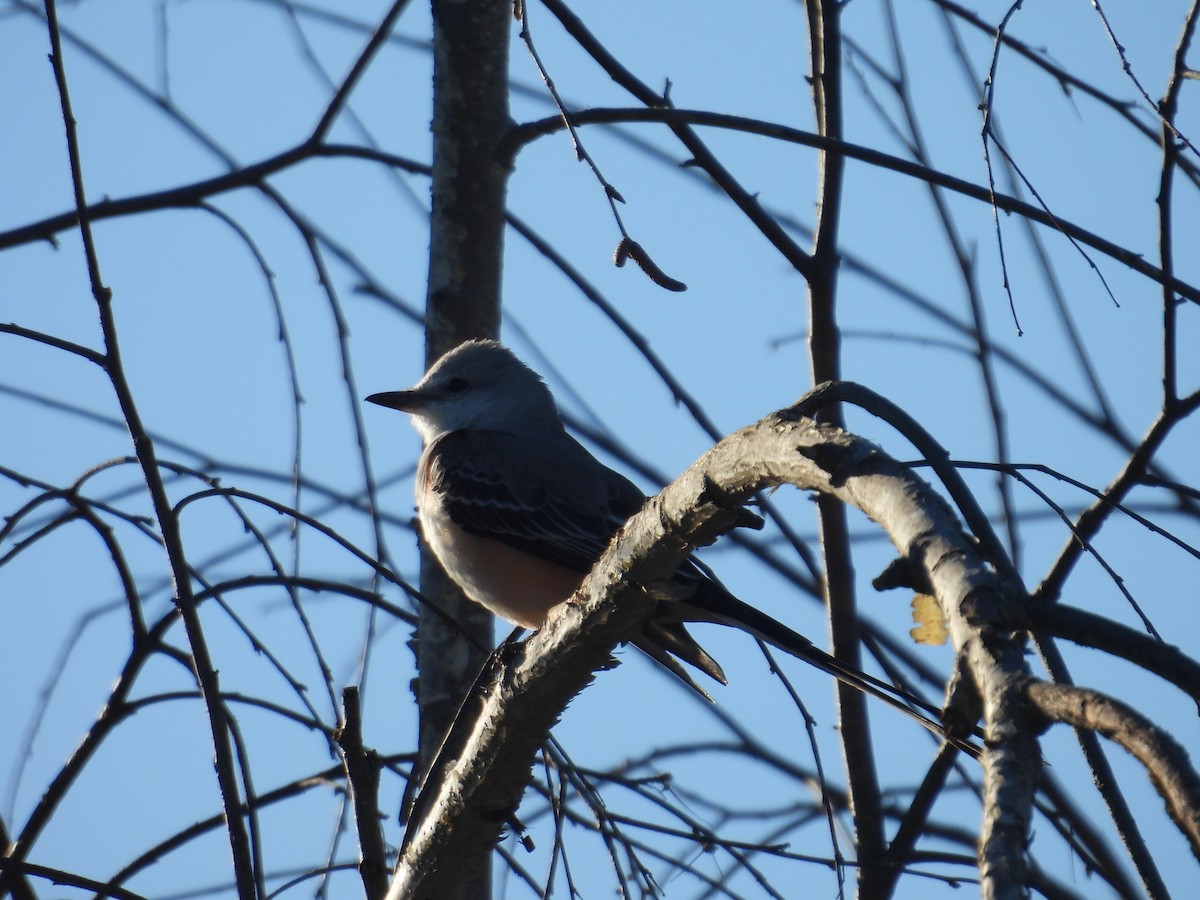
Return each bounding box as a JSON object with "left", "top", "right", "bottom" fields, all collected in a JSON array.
[{"left": 2, "top": 1, "right": 1199, "bottom": 897}]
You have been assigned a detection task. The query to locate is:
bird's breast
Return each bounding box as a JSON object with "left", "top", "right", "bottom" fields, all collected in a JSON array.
[{"left": 419, "top": 493, "right": 584, "bottom": 630}]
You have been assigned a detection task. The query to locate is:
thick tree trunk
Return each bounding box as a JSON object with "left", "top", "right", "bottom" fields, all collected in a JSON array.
[{"left": 404, "top": 1, "right": 513, "bottom": 897}]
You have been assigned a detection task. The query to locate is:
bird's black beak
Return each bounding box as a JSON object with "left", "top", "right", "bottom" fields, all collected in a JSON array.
[{"left": 365, "top": 390, "right": 419, "bottom": 411}]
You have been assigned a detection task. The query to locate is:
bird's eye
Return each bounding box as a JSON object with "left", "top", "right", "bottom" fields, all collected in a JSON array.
[{"left": 446, "top": 377, "right": 469, "bottom": 394}]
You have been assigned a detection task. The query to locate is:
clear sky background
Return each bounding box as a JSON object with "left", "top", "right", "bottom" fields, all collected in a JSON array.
[{"left": 2, "top": 1, "right": 1198, "bottom": 898}]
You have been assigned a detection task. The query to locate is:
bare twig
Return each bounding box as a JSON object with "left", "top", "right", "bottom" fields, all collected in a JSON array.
[
  {"left": 35, "top": 3, "right": 256, "bottom": 897},
  {"left": 337, "top": 687, "right": 389, "bottom": 900},
  {"left": 517, "top": 2, "right": 686, "bottom": 291}
]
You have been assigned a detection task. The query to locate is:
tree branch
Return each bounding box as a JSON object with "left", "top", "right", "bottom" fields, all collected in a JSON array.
[
  {"left": 391, "top": 404, "right": 1035, "bottom": 895},
  {"left": 1027, "top": 681, "right": 1200, "bottom": 860},
  {"left": 337, "top": 687, "right": 389, "bottom": 900}
]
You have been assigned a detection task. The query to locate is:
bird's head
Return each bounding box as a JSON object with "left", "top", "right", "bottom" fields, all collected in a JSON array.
[{"left": 366, "top": 339, "right": 562, "bottom": 442}]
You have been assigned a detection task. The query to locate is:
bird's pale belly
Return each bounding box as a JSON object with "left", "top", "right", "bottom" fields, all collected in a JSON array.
[{"left": 423, "top": 512, "right": 585, "bottom": 630}]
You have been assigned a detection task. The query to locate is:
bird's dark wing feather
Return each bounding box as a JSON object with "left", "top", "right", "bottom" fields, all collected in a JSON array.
[{"left": 426, "top": 429, "right": 644, "bottom": 573}]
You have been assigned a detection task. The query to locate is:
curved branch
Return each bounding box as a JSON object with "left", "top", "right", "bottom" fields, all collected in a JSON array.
[
  {"left": 389, "top": 406, "right": 1038, "bottom": 896},
  {"left": 0, "top": 144, "right": 427, "bottom": 252},
  {"left": 1014, "top": 600, "right": 1200, "bottom": 704},
  {"left": 1026, "top": 681, "right": 1200, "bottom": 859}
]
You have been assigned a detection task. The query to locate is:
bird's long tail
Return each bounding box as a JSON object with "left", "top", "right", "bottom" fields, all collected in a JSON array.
[{"left": 643, "top": 580, "right": 981, "bottom": 758}]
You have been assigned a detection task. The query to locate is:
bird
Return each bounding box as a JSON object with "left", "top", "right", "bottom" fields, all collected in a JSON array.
[{"left": 367, "top": 338, "right": 968, "bottom": 748}]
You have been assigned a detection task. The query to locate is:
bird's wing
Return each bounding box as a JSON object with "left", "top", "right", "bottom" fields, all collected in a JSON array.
[{"left": 425, "top": 429, "right": 645, "bottom": 574}]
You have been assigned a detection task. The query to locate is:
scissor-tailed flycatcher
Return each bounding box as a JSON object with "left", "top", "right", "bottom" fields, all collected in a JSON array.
[{"left": 368, "top": 339, "right": 962, "bottom": 741}]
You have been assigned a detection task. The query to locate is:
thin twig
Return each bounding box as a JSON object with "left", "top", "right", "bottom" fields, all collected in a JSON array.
[
  {"left": 38, "top": 3, "right": 257, "bottom": 897},
  {"left": 336, "top": 687, "right": 389, "bottom": 900}
]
